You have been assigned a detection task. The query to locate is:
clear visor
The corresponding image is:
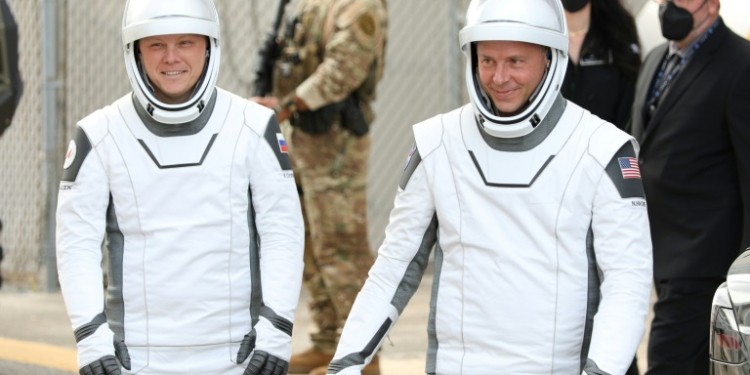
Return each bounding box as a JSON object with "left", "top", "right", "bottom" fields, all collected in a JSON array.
[
  {"left": 131, "top": 37, "right": 212, "bottom": 110},
  {"left": 470, "top": 43, "right": 551, "bottom": 119}
]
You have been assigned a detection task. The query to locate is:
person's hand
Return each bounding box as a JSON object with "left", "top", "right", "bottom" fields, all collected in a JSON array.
[
  {"left": 236, "top": 328, "right": 257, "bottom": 364},
  {"left": 78, "top": 338, "right": 130, "bottom": 375},
  {"left": 78, "top": 355, "right": 122, "bottom": 375},
  {"left": 114, "top": 339, "right": 131, "bottom": 370},
  {"left": 250, "top": 96, "right": 293, "bottom": 123},
  {"left": 236, "top": 327, "right": 290, "bottom": 374},
  {"left": 243, "top": 350, "right": 289, "bottom": 375}
]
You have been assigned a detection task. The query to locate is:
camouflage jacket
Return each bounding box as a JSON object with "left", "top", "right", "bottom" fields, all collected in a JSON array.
[{"left": 272, "top": 0, "right": 387, "bottom": 124}]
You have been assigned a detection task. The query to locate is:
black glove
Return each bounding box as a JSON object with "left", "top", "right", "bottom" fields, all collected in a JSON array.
[
  {"left": 78, "top": 355, "right": 121, "bottom": 375},
  {"left": 291, "top": 106, "right": 337, "bottom": 134},
  {"left": 243, "top": 350, "right": 289, "bottom": 375},
  {"left": 114, "top": 339, "right": 131, "bottom": 370},
  {"left": 78, "top": 339, "right": 130, "bottom": 375},
  {"left": 236, "top": 328, "right": 258, "bottom": 364},
  {"left": 339, "top": 95, "right": 368, "bottom": 136},
  {"left": 291, "top": 96, "right": 368, "bottom": 136}
]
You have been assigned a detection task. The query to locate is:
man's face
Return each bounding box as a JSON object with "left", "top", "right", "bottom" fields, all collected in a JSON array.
[
  {"left": 674, "top": 0, "right": 711, "bottom": 24},
  {"left": 476, "top": 40, "right": 548, "bottom": 117},
  {"left": 660, "top": 0, "right": 720, "bottom": 44},
  {"left": 138, "top": 34, "right": 207, "bottom": 105},
  {"left": 659, "top": 0, "right": 712, "bottom": 11}
]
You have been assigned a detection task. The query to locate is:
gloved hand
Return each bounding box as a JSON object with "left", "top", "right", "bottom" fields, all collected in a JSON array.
[
  {"left": 236, "top": 328, "right": 257, "bottom": 364},
  {"left": 243, "top": 350, "right": 289, "bottom": 375},
  {"left": 114, "top": 339, "right": 131, "bottom": 370},
  {"left": 78, "top": 355, "right": 122, "bottom": 375},
  {"left": 78, "top": 339, "right": 130, "bottom": 375},
  {"left": 78, "top": 355, "right": 121, "bottom": 375},
  {"left": 236, "top": 328, "right": 289, "bottom": 375}
]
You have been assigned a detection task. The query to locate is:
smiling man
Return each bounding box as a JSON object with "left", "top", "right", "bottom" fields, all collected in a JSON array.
[
  {"left": 137, "top": 34, "right": 208, "bottom": 104},
  {"left": 324, "top": 0, "right": 652, "bottom": 374},
  {"left": 55, "top": 1, "right": 304, "bottom": 375},
  {"left": 475, "top": 40, "right": 549, "bottom": 117}
]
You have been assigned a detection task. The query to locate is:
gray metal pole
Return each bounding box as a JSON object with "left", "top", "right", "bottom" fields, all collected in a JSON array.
[
  {"left": 447, "top": 0, "right": 461, "bottom": 111},
  {"left": 41, "top": 0, "right": 61, "bottom": 292}
]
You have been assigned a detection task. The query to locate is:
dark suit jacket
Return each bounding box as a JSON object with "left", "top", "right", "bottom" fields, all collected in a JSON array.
[{"left": 628, "top": 19, "right": 750, "bottom": 279}]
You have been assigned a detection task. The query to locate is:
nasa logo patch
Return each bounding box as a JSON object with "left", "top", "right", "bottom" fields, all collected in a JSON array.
[{"left": 63, "top": 140, "right": 77, "bottom": 169}]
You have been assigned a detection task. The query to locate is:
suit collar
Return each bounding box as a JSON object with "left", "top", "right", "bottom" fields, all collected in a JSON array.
[{"left": 631, "top": 44, "right": 667, "bottom": 142}]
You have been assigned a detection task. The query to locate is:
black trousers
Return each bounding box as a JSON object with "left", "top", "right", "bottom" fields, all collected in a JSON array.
[
  {"left": 626, "top": 358, "right": 640, "bottom": 375},
  {"left": 645, "top": 278, "right": 725, "bottom": 375}
]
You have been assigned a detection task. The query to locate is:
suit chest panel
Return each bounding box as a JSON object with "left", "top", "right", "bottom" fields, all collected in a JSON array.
[
  {"left": 100, "top": 99, "right": 252, "bottom": 236},
  {"left": 426, "top": 113, "right": 597, "bottom": 261},
  {"left": 424, "top": 119, "right": 601, "bottom": 361}
]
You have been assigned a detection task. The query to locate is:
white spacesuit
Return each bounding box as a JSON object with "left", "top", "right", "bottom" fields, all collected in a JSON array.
[
  {"left": 55, "top": 1, "right": 303, "bottom": 374},
  {"left": 326, "top": 1, "right": 652, "bottom": 374}
]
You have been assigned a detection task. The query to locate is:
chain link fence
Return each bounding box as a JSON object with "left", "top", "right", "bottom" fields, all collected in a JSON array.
[
  {"left": 0, "top": 0, "right": 647, "bottom": 290},
  {"left": 0, "top": 0, "right": 468, "bottom": 290}
]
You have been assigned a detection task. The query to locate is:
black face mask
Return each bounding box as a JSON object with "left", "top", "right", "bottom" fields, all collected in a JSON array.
[
  {"left": 658, "top": 0, "right": 707, "bottom": 41},
  {"left": 562, "top": 0, "right": 589, "bottom": 13}
]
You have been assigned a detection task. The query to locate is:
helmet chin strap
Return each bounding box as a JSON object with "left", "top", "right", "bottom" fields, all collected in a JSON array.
[
  {"left": 526, "top": 63, "right": 549, "bottom": 107},
  {"left": 477, "top": 77, "right": 499, "bottom": 116},
  {"left": 134, "top": 51, "right": 157, "bottom": 97},
  {"left": 189, "top": 46, "right": 212, "bottom": 99}
]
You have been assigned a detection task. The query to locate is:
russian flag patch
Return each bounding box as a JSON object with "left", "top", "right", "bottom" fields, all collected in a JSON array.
[
  {"left": 404, "top": 143, "right": 417, "bottom": 170},
  {"left": 276, "top": 133, "right": 288, "bottom": 153}
]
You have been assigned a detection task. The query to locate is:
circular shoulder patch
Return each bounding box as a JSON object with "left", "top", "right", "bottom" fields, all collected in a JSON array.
[
  {"left": 63, "top": 140, "right": 77, "bottom": 169},
  {"left": 358, "top": 12, "right": 376, "bottom": 37}
]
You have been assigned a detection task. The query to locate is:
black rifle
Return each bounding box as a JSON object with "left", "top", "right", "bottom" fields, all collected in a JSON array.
[{"left": 252, "top": 0, "right": 290, "bottom": 97}]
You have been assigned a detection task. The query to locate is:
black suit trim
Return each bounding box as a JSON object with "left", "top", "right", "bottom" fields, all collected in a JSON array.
[
  {"left": 62, "top": 126, "right": 94, "bottom": 182},
  {"left": 604, "top": 142, "right": 645, "bottom": 199}
]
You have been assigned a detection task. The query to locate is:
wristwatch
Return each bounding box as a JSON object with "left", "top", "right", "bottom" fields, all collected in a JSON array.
[{"left": 280, "top": 96, "right": 299, "bottom": 115}]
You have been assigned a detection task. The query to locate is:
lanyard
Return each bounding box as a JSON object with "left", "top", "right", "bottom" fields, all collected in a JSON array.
[{"left": 648, "top": 20, "right": 719, "bottom": 109}]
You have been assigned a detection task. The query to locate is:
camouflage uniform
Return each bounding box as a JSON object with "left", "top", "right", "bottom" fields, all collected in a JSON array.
[{"left": 272, "top": 0, "right": 387, "bottom": 352}]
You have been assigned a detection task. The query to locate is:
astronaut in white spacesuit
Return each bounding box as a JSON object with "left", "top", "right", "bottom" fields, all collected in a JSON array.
[
  {"left": 55, "top": 1, "right": 303, "bottom": 374},
  {"left": 325, "top": 0, "right": 653, "bottom": 374}
]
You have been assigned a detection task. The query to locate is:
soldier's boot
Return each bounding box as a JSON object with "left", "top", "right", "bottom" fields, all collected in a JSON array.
[
  {"left": 288, "top": 347, "right": 335, "bottom": 374},
  {"left": 309, "top": 354, "right": 380, "bottom": 375}
]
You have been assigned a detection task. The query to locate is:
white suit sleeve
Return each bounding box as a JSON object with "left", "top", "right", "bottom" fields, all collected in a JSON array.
[
  {"left": 56, "top": 124, "right": 115, "bottom": 369},
  {"left": 327, "top": 145, "right": 437, "bottom": 375},
  {"left": 247, "top": 114, "right": 305, "bottom": 361},
  {"left": 585, "top": 139, "right": 653, "bottom": 375}
]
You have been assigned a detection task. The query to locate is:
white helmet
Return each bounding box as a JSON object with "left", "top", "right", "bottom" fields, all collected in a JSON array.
[
  {"left": 459, "top": 0, "right": 568, "bottom": 138},
  {"left": 122, "top": 0, "right": 221, "bottom": 124}
]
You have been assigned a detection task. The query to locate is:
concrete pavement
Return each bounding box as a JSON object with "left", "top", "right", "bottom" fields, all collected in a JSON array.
[{"left": 0, "top": 278, "right": 651, "bottom": 374}]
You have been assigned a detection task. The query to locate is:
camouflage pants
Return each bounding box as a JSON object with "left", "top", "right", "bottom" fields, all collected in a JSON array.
[{"left": 282, "top": 121, "right": 375, "bottom": 352}]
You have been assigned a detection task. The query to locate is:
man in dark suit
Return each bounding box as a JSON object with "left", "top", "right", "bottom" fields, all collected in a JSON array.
[{"left": 628, "top": 0, "right": 750, "bottom": 374}]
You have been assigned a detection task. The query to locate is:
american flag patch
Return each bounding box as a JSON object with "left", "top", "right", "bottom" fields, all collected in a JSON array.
[
  {"left": 276, "top": 133, "right": 288, "bottom": 153},
  {"left": 618, "top": 157, "right": 641, "bottom": 179}
]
